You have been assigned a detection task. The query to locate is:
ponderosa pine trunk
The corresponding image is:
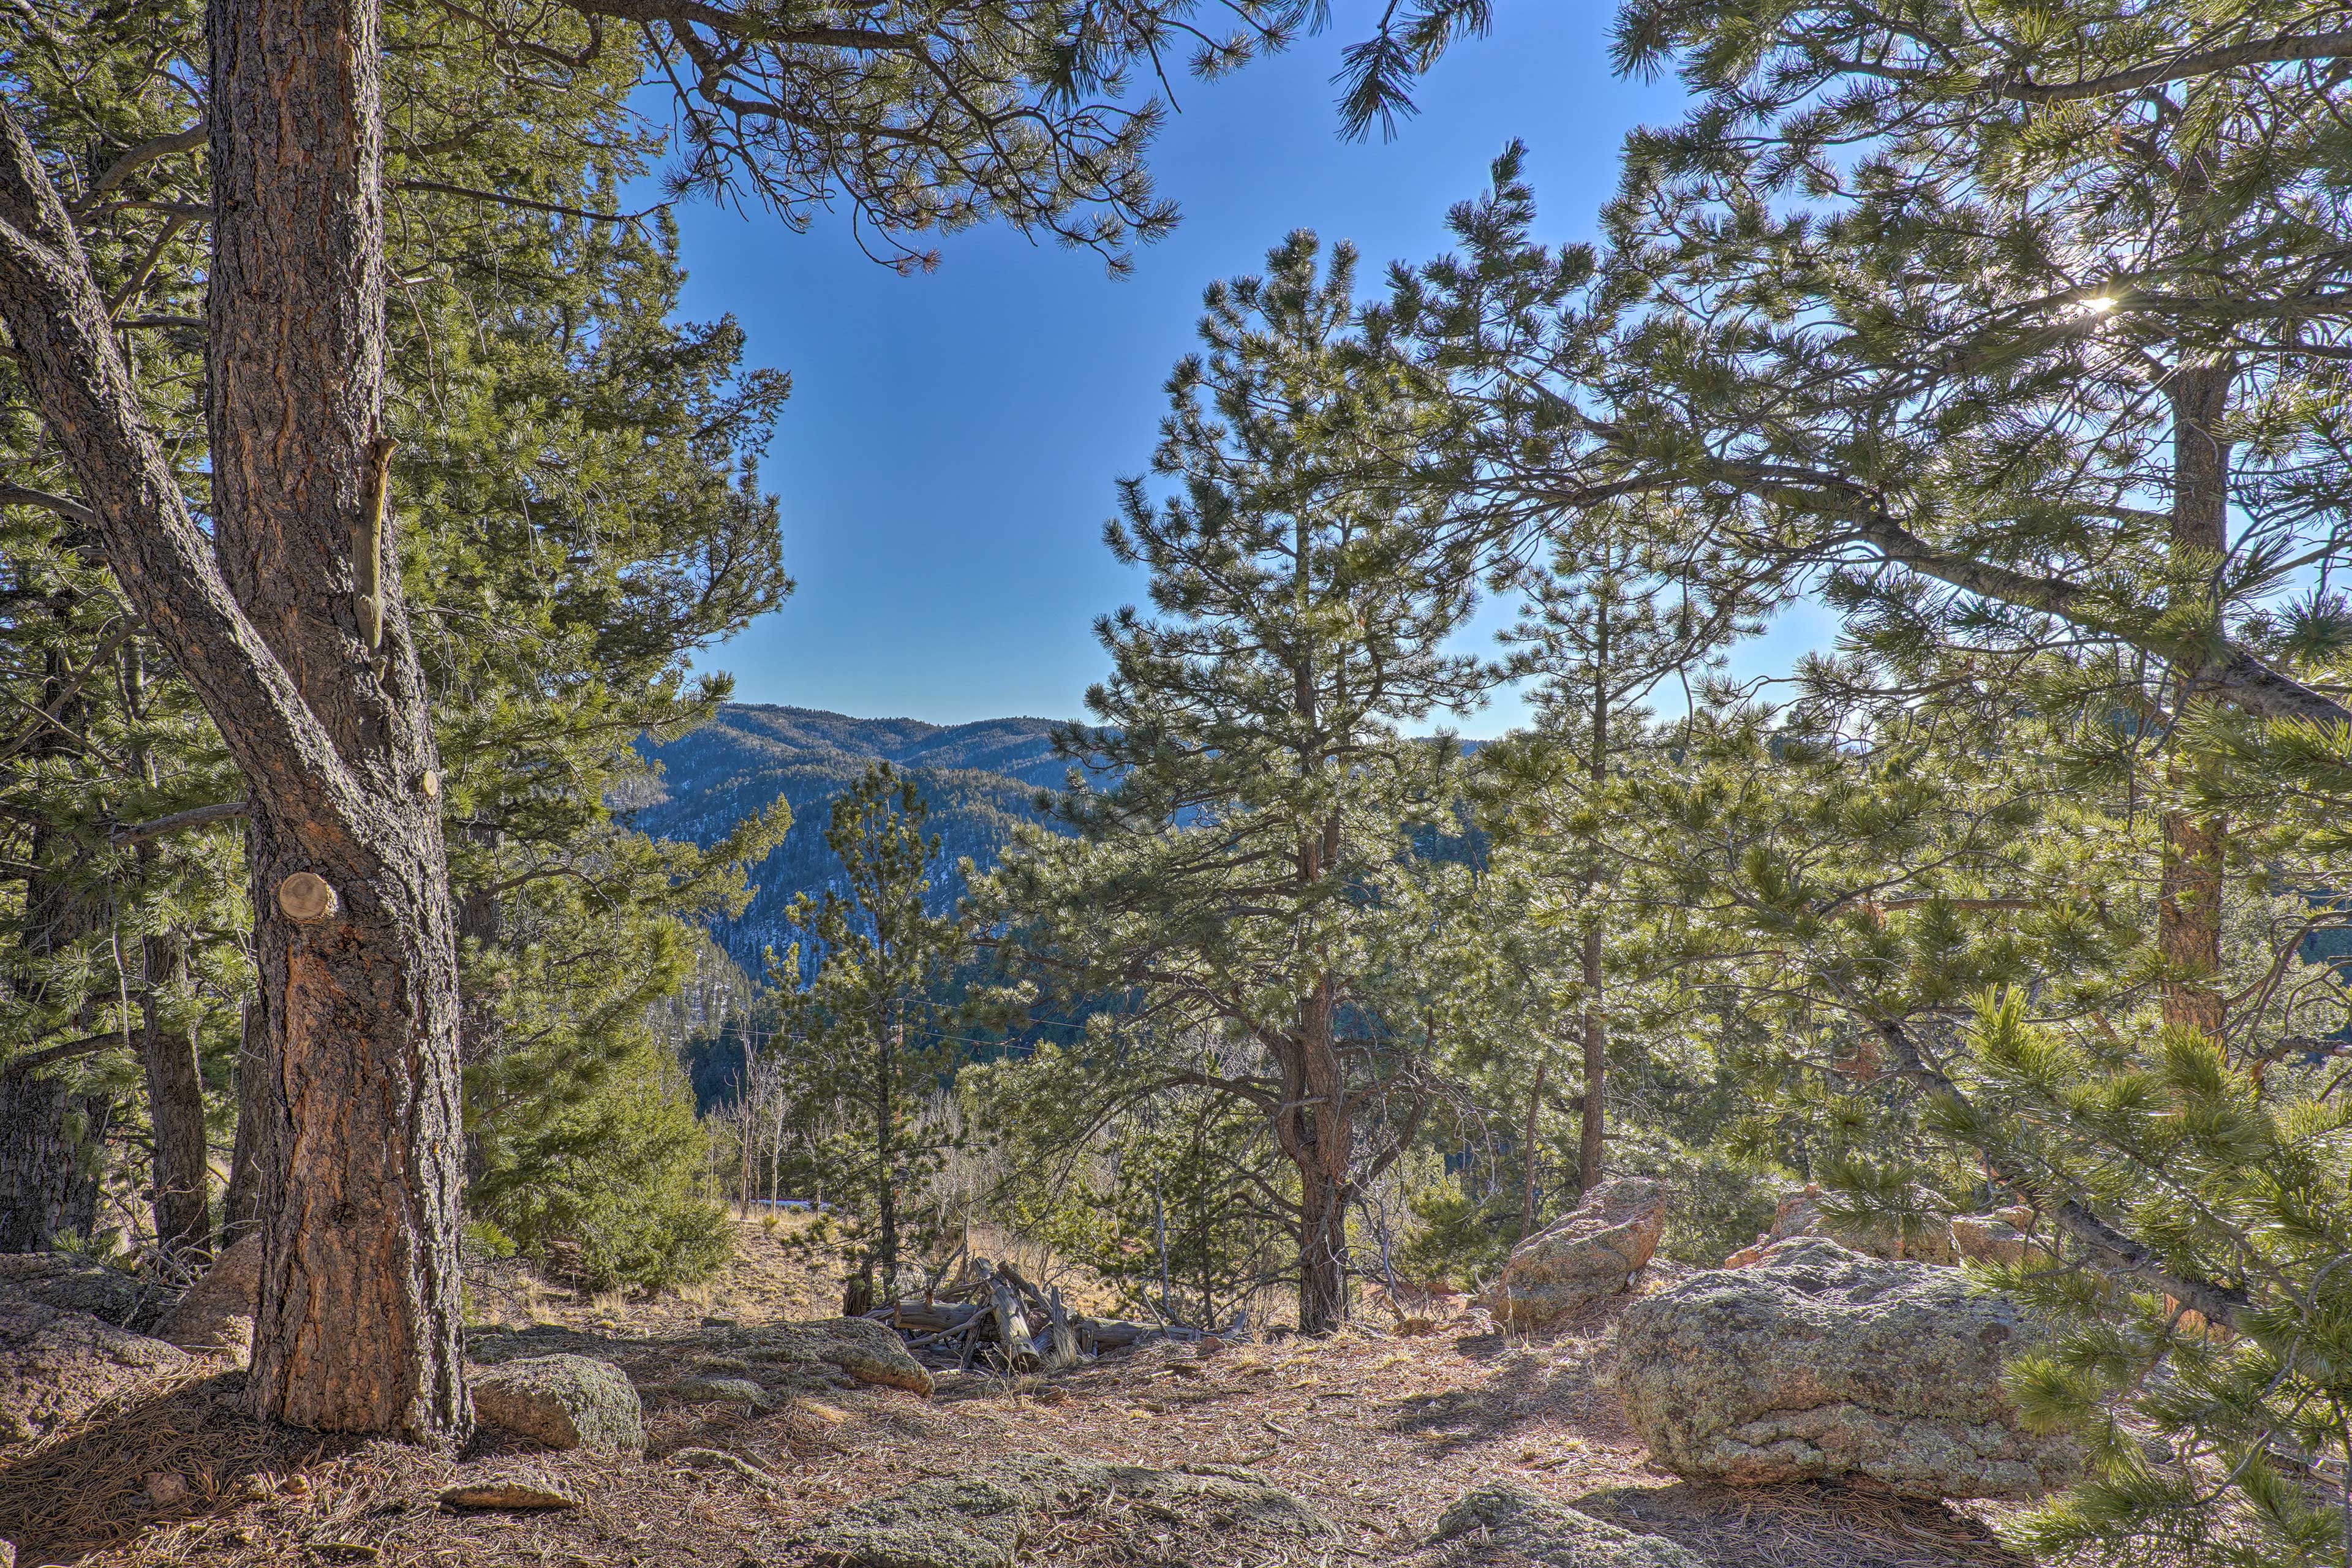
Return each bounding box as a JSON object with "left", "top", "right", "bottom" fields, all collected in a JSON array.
[
  {"left": 209, "top": 0, "right": 466, "bottom": 1439},
  {"left": 1576, "top": 606, "right": 1610, "bottom": 1196},
  {"left": 1578, "top": 924, "right": 1607, "bottom": 1195},
  {"left": 0, "top": 0, "right": 467, "bottom": 1439},
  {"left": 2159, "top": 360, "right": 2230, "bottom": 1040},
  {"left": 1517, "top": 1060, "right": 1545, "bottom": 1239},
  {"left": 0, "top": 639, "right": 110, "bottom": 1254},
  {"left": 139, "top": 927, "right": 213, "bottom": 1267},
  {"left": 875, "top": 1004, "right": 901, "bottom": 1305},
  {"left": 1281, "top": 969, "right": 1355, "bottom": 1335},
  {"left": 0, "top": 1069, "right": 109, "bottom": 1251},
  {"left": 128, "top": 643, "right": 213, "bottom": 1268}
]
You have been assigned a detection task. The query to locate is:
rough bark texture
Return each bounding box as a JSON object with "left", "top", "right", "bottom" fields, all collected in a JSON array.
[
  {"left": 1578, "top": 924, "right": 1607, "bottom": 1195},
  {"left": 1577, "top": 635, "right": 1608, "bottom": 1197},
  {"left": 1282, "top": 973, "right": 1355, "bottom": 1336},
  {"left": 0, "top": 625, "right": 112, "bottom": 1254},
  {"left": 221, "top": 998, "right": 266, "bottom": 1244},
  {"left": 127, "top": 644, "right": 214, "bottom": 1268},
  {"left": 0, "top": 0, "right": 467, "bottom": 1438},
  {"left": 208, "top": 0, "right": 466, "bottom": 1439},
  {"left": 0, "top": 1071, "right": 109, "bottom": 1252},
  {"left": 138, "top": 930, "right": 213, "bottom": 1268},
  {"left": 2159, "top": 361, "right": 2231, "bottom": 1039}
]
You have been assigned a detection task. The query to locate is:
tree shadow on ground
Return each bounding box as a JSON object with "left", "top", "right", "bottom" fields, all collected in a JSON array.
[
  {"left": 1382, "top": 1322, "right": 1626, "bottom": 1458},
  {"left": 0, "top": 1370, "right": 356, "bottom": 1562},
  {"left": 1574, "top": 1480, "right": 2029, "bottom": 1568}
]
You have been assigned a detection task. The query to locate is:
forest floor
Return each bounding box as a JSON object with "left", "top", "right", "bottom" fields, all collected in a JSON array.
[{"left": 0, "top": 1219, "right": 2034, "bottom": 1568}]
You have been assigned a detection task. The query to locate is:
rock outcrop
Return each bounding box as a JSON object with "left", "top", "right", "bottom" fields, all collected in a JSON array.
[
  {"left": 1723, "top": 1183, "right": 1956, "bottom": 1268},
  {"left": 787, "top": 1454, "right": 1331, "bottom": 1568},
  {"left": 0, "top": 1295, "right": 192, "bottom": 1447},
  {"left": 1616, "top": 1238, "right": 2079, "bottom": 1499},
  {"left": 0, "top": 1253, "right": 151, "bottom": 1327},
  {"left": 737, "top": 1316, "right": 933, "bottom": 1396},
  {"left": 151, "top": 1234, "right": 262, "bottom": 1363},
  {"left": 1948, "top": 1205, "right": 2044, "bottom": 1268},
  {"left": 659, "top": 1374, "right": 774, "bottom": 1410},
  {"left": 1399, "top": 1485, "right": 1704, "bottom": 1567},
  {"left": 470, "top": 1354, "right": 644, "bottom": 1452},
  {"left": 1483, "top": 1178, "right": 1667, "bottom": 1330}
]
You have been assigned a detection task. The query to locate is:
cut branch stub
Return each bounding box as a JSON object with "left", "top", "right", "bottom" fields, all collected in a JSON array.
[{"left": 276, "top": 871, "right": 341, "bottom": 924}]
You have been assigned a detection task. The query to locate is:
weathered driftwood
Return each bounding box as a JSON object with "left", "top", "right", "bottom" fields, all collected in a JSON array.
[
  {"left": 863, "top": 1258, "right": 1253, "bottom": 1372},
  {"left": 989, "top": 1271, "right": 1041, "bottom": 1371}
]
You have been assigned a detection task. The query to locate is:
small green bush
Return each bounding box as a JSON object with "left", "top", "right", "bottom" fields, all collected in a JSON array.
[
  {"left": 470, "top": 1039, "right": 731, "bottom": 1294},
  {"left": 1397, "top": 1187, "right": 1518, "bottom": 1292}
]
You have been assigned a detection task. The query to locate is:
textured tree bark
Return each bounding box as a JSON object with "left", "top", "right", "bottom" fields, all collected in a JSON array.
[
  {"left": 0, "top": 631, "right": 113, "bottom": 1253},
  {"left": 222, "top": 995, "right": 266, "bottom": 1243},
  {"left": 1281, "top": 972, "right": 1355, "bottom": 1335},
  {"left": 1577, "top": 924, "right": 1607, "bottom": 1196},
  {"left": 0, "top": 1070, "right": 110, "bottom": 1252},
  {"left": 139, "top": 929, "right": 213, "bottom": 1267},
  {"left": 0, "top": 0, "right": 467, "bottom": 1438},
  {"left": 127, "top": 642, "right": 213, "bottom": 1268},
  {"left": 208, "top": 0, "right": 466, "bottom": 1440},
  {"left": 1294, "top": 1163, "right": 1352, "bottom": 1336},
  {"left": 1577, "top": 624, "right": 1609, "bottom": 1196},
  {"left": 2159, "top": 362, "right": 2230, "bottom": 1039},
  {"left": 1517, "top": 1059, "right": 1545, "bottom": 1240}
]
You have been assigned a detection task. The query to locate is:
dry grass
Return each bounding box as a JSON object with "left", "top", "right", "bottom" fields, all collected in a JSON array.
[{"left": 1, "top": 1226, "right": 2030, "bottom": 1568}]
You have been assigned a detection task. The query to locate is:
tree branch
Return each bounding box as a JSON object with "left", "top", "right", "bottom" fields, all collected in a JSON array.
[
  {"left": 1874, "top": 1019, "right": 2252, "bottom": 1330},
  {"left": 0, "top": 102, "right": 373, "bottom": 842},
  {"left": 2000, "top": 31, "right": 2352, "bottom": 103},
  {"left": 69, "top": 125, "right": 206, "bottom": 217},
  {"left": 110, "top": 799, "right": 249, "bottom": 845}
]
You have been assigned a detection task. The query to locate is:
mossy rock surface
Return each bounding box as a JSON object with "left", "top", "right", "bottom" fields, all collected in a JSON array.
[
  {"left": 788, "top": 1452, "right": 1332, "bottom": 1567},
  {"left": 470, "top": 1354, "right": 644, "bottom": 1452},
  {"left": 1403, "top": 1485, "right": 1704, "bottom": 1567},
  {"left": 1616, "top": 1238, "right": 2081, "bottom": 1498},
  {"left": 738, "top": 1316, "right": 932, "bottom": 1396}
]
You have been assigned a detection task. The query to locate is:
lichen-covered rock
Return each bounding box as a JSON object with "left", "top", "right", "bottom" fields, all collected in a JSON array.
[
  {"left": 151, "top": 1234, "right": 261, "bottom": 1363},
  {"left": 1483, "top": 1178, "right": 1667, "bottom": 1329},
  {"left": 0, "top": 1296, "right": 192, "bottom": 1447},
  {"left": 739, "top": 1316, "right": 933, "bottom": 1396},
  {"left": 470, "top": 1354, "right": 643, "bottom": 1452},
  {"left": 1723, "top": 1184, "right": 1956, "bottom": 1268},
  {"left": 439, "top": 1478, "right": 581, "bottom": 1511},
  {"left": 1949, "top": 1206, "right": 2045, "bottom": 1268},
  {"left": 1398, "top": 1485, "right": 1703, "bottom": 1568},
  {"left": 0, "top": 1253, "right": 152, "bottom": 1328},
  {"left": 1616, "top": 1239, "right": 2080, "bottom": 1499},
  {"left": 663, "top": 1375, "right": 772, "bottom": 1409},
  {"left": 788, "top": 1453, "right": 1332, "bottom": 1568}
]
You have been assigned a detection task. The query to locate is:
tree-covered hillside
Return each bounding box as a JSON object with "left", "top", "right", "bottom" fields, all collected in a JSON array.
[{"left": 633, "top": 705, "right": 1080, "bottom": 970}]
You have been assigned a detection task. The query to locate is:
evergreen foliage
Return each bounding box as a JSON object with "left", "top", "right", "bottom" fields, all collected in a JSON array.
[
  {"left": 1, "top": 0, "right": 788, "bottom": 1283},
  {"left": 770, "top": 763, "right": 979, "bottom": 1310},
  {"left": 981, "top": 232, "right": 1490, "bottom": 1332}
]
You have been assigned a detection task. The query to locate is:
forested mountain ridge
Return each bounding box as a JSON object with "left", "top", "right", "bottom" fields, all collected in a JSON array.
[{"left": 632, "top": 704, "right": 1082, "bottom": 971}]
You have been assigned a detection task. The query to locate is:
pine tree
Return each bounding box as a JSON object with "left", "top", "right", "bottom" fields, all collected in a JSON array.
[
  {"left": 772, "top": 763, "right": 973, "bottom": 1311},
  {"left": 1606, "top": 670, "right": 2352, "bottom": 1564},
  {"left": 0, "top": 2, "right": 789, "bottom": 1301},
  {"left": 985, "top": 233, "right": 1489, "bottom": 1332},
  {"left": 1477, "top": 506, "right": 1767, "bottom": 1193}
]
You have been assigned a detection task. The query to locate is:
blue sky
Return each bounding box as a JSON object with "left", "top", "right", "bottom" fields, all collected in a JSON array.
[{"left": 663, "top": 7, "right": 1830, "bottom": 734}]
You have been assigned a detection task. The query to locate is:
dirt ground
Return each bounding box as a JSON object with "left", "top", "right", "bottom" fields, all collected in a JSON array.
[{"left": 0, "top": 1221, "right": 2034, "bottom": 1568}]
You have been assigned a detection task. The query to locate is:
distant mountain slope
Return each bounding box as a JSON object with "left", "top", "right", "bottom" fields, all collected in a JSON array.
[{"left": 631, "top": 704, "right": 1080, "bottom": 971}]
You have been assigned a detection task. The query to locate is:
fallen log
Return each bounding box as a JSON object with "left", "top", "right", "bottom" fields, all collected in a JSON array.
[{"left": 989, "top": 1271, "right": 1040, "bottom": 1372}]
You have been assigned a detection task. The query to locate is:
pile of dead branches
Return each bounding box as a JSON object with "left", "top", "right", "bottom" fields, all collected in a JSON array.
[{"left": 862, "top": 1258, "right": 1248, "bottom": 1373}]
